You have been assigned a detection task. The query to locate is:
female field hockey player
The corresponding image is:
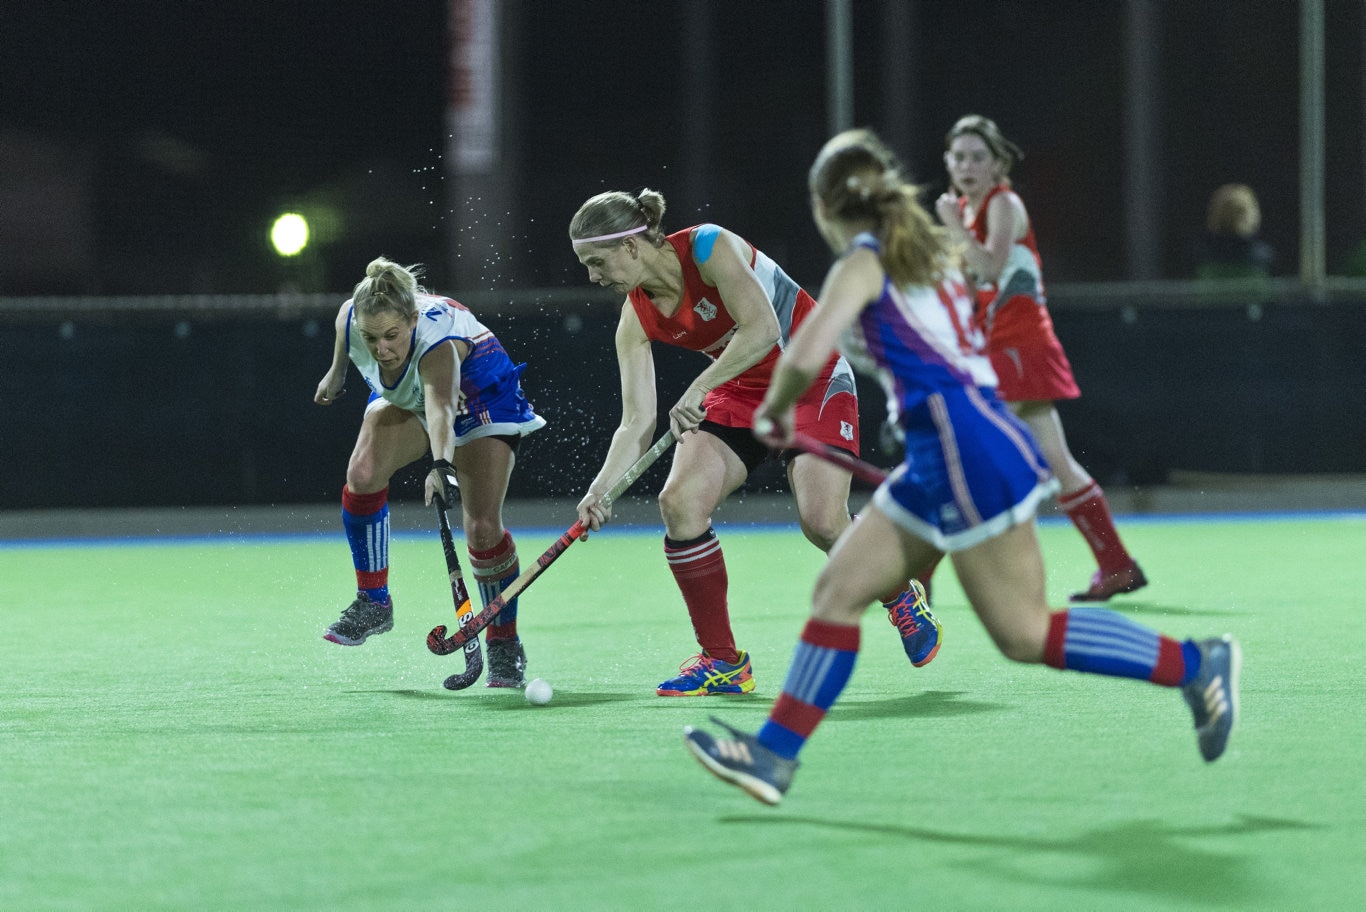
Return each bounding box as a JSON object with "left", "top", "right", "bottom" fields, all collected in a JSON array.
[
  {"left": 935, "top": 114, "right": 1146, "bottom": 602},
  {"left": 568, "top": 189, "right": 942, "bottom": 697},
  {"left": 684, "top": 130, "right": 1240, "bottom": 804},
  {"left": 314, "top": 257, "right": 545, "bottom": 687}
]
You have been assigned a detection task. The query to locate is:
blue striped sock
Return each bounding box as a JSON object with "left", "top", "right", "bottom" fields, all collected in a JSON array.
[
  {"left": 342, "top": 495, "right": 390, "bottom": 605},
  {"left": 1046, "top": 607, "right": 1165, "bottom": 680},
  {"left": 758, "top": 620, "right": 860, "bottom": 759}
]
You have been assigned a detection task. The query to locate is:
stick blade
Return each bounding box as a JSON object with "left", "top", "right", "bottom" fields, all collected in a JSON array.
[
  {"left": 427, "top": 624, "right": 459, "bottom": 656},
  {"left": 443, "top": 653, "right": 484, "bottom": 691}
]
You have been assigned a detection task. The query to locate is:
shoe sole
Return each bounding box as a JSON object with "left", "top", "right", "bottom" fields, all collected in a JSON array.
[
  {"left": 1069, "top": 575, "right": 1149, "bottom": 602},
  {"left": 322, "top": 620, "right": 393, "bottom": 646},
  {"left": 657, "top": 680, "right": 756, "bottom": 697},
  {"left": 911, "top": 638, "right": 942, "bottom": 667},
  {"left": 683, "top": 730, "right": 783, "bottom": 806}
]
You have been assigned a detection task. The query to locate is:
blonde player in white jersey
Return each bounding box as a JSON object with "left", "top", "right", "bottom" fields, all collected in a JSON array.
[{"left": 314, "top": 257, "right": 545, "bottom": 687}]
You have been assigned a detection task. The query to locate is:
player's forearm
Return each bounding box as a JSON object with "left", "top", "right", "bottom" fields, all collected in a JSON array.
[
  {"left": 425, "top": 403, "right": 458, "bottom": 461},
  {"left": 589, "top": 420, "right": 653, "bottom": 495},
  {"left": 690, "top": 322, "right": 779, "bottom": 394}
]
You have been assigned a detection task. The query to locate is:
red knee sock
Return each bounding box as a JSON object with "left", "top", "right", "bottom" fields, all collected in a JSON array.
[
  {"left": 1059, "top": 481, "right": 1133, "bottom": 574},
  {"left": 665, "top": 528, "right": 739, "bottom": 664}
]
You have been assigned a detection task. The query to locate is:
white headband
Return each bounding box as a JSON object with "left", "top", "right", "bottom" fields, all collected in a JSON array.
[{"left": 571, "top": 224, "right": 649, "bottom": 245}]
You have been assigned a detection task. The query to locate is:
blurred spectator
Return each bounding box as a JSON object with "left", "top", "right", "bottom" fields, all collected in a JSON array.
[{"left": 1195, "top": 183, "right": 1274, "bottom": 281}]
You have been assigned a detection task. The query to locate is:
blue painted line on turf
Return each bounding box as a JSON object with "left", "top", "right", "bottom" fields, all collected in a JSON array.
[{"left": 2, "top": 510, "right": 1363, "bottom": 549}]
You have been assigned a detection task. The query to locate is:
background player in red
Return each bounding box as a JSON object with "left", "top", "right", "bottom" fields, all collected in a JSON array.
[
  {"left": 314, "top": 257, "right": 545, "bottom": 687},
  {"left": 569, "top": 189, "right": 941, "bottom": 696},
  {"left": 935, "top": 114, "right": 1146, "bottom": 602}
]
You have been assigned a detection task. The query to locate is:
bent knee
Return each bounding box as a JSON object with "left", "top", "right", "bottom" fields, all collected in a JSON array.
[
  {"left": 990, "top": 629, "right": 1046, "bottom": 664},
  {"left": 657, "top": 483, "right": 708, "bottom": 529},
  {"left": 345, "top": 458, "right": 388, "bottom": 493},
  {"left": 799, "top": 517, "right": 846, "bottom": 552}
]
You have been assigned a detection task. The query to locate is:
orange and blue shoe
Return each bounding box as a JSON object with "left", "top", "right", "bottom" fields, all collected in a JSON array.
[
  {"left": 886, "top": 581, "right": 942, "bottom": 667},
  {"left": 657, "top": 651, "right": 756, "bottom": 696}
]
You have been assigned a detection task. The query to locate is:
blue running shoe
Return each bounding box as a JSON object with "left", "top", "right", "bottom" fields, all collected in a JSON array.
[
  {"left": 657, "top": 651, "right": 755, "bottom": 696},
  {"left": 886, "top": 581, "right": 941, "bottom": 667},
  {"left": 1181, "top": 635, "right": 1241, "bottom": 762},
  {"left": 684, "top": 716, "right": 798, "bottom": 806}
]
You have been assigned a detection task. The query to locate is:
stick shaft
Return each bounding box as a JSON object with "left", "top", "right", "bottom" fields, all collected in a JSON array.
[
  {"left": 434, "top": 493, "right": 483, "bottom": 684},
  {"left": 789, "top": 430, "right": 889, "bottom": 485},
  {"left": 430, "top": 429, "right": 677, "bottom": 652}
]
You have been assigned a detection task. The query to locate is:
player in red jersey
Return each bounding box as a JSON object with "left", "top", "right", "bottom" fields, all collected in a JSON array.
[
  {"left": 935, "top": 115, "right": 1146, "bottom": 602},
  {"left": 569, "top": 188, "right": 941, "bottom": 696}
]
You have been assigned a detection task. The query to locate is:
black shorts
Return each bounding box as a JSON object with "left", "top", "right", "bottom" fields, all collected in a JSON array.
[{"left": 700, "top": 420, "right": 782, "bottom": 474}]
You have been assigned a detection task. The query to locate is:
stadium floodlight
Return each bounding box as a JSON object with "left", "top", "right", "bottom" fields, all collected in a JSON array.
[{"left": 271, "top": 212, "right": 310, "bottom": 257}]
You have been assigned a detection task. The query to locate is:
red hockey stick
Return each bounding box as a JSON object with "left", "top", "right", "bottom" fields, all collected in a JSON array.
[{"left": 427, "top": 429, "right": 678, "bottom": 661}]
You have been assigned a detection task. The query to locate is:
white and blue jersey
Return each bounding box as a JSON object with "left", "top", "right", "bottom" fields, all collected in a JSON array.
[
  {"left": 347, "top": 293, "right": 546, "bottom": 444},
  {"left": 840, "top": 233, "right": 1055, "bottom": 551}
]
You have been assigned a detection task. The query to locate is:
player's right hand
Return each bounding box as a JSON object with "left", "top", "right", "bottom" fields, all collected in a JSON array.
[
  {"left": 575, "top": 491, "right": 612, "bottom": 538},
  {"left": 315, "top": 375, "right": 346, "bottom": 405}
]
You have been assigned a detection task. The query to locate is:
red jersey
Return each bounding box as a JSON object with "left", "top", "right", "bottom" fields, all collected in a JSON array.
[
  {"left": 628, "top": 225, "right": 832, "bottom": 389},
  {"left": 962, "top": 184, "right": 1055, "bottom": 351}
]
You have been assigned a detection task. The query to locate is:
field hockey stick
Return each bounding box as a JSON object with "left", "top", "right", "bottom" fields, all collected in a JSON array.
[
  {"left": 755, "top": 417, "right": 890, "bottom": 485},
  {"left": 427, "top": 428, "right": 678, "bottom": 657},
  {"left": 433, "top": 491, "right": 485, "bottom": 690}
]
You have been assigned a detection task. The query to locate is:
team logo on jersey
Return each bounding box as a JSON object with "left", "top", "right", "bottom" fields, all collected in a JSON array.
[
  {"left": 693, "top": 298, "right": 718, "bottom": 321},
  {"left": 840, "top": 421, "right": 854, "bottom": 441}
]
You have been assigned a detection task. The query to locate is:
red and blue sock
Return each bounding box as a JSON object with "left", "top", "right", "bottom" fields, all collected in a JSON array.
[
  {"left": 471, "top": 530, "right": 519, "bottom": 640},
  {"left": 758, "top": 619, "right": 860, "bottom": 759},
  {"left": 341, "top": 485, "right": 390, "bottom": 605},
  {"left": 1044, "top": 608, "right": 1200, "bottom": 686}
]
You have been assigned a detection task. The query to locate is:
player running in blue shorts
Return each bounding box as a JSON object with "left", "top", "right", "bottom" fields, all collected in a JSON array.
[
  {"left": 683, "top": 130, "right": 1240, "bottom": 805},
  {"left": 315, "top": 257, "right": 545, "bottom": 687}
]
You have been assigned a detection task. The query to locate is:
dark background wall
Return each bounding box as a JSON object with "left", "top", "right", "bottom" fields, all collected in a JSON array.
[
  {"left": 3, "top": 1, "right": 1365, "bottom": 296},
  {"left": 3, "top": 292, "right": 1361, "bottom": 511}
]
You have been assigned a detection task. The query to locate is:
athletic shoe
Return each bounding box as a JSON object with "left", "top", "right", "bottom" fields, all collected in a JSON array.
[
  {"left": 486, "top": 637, "right": 527, "bottom": 688},
  {"left": 1070, "top": 562, "right": 1149, "bottom": 602},
  {"left": 1181, "top": 635, "right": 1242, "bottom": 762},
  {"left": 323, "top": 593, "right": 394, "bottom": 645},
  {"left": 657, "top": 651, "right": 756, "bottom": 696},
  {"left": 683, "top": 716, "right": 798, "bottom": 806},
  {"left": 885, "top": 581, "right": 942, "bottom": 667}
]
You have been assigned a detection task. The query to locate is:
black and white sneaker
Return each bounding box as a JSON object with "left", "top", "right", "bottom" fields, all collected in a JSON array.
[
  {"left": 486, "top": 637, "right": 527, "bottom": 688},
  {"left": 323, "top": 593, "right": 394, "bottom": 646},
  {"left": 1181, "top": 635, "right": 1242, "bottom": 762},
  {"left": 684, "top": 717, "right": 798, "bottom": 806}
]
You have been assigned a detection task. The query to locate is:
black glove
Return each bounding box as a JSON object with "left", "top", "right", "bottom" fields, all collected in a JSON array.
[{"left": 428, "top": 458, "right": 458, "bottom": 507}]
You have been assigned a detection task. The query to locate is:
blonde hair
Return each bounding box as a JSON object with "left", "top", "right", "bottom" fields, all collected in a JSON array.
[
  {"left": 809, "top": 129, "right": 951, "bottom": 288},
  {"left": 945, "top": 114, "right": 1024, "bottom": 177},
  {"left": 568, "top": 188, "right": 669, "bottom": 248},
  {"left": 352, "top": 257, "right": 424, "bottom": 318},
  {"left": 1206, "top": 184, "right": 1261, "bottom": 237}
]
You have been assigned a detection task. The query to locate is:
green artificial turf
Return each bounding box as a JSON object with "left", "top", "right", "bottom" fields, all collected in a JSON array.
[{"left": 3, "top": 513, "right": 1363, "bottom": 909}]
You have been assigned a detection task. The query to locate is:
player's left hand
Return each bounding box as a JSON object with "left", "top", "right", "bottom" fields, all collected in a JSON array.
[
  {"left": 935, "top": 191, "right": 962, "bottom": 228},
  {"left": 669, "top": 386, "right": 708, "bottom": 436},
  {"left": 426, "top": 459, "right": 458, "bottom": 507}
]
